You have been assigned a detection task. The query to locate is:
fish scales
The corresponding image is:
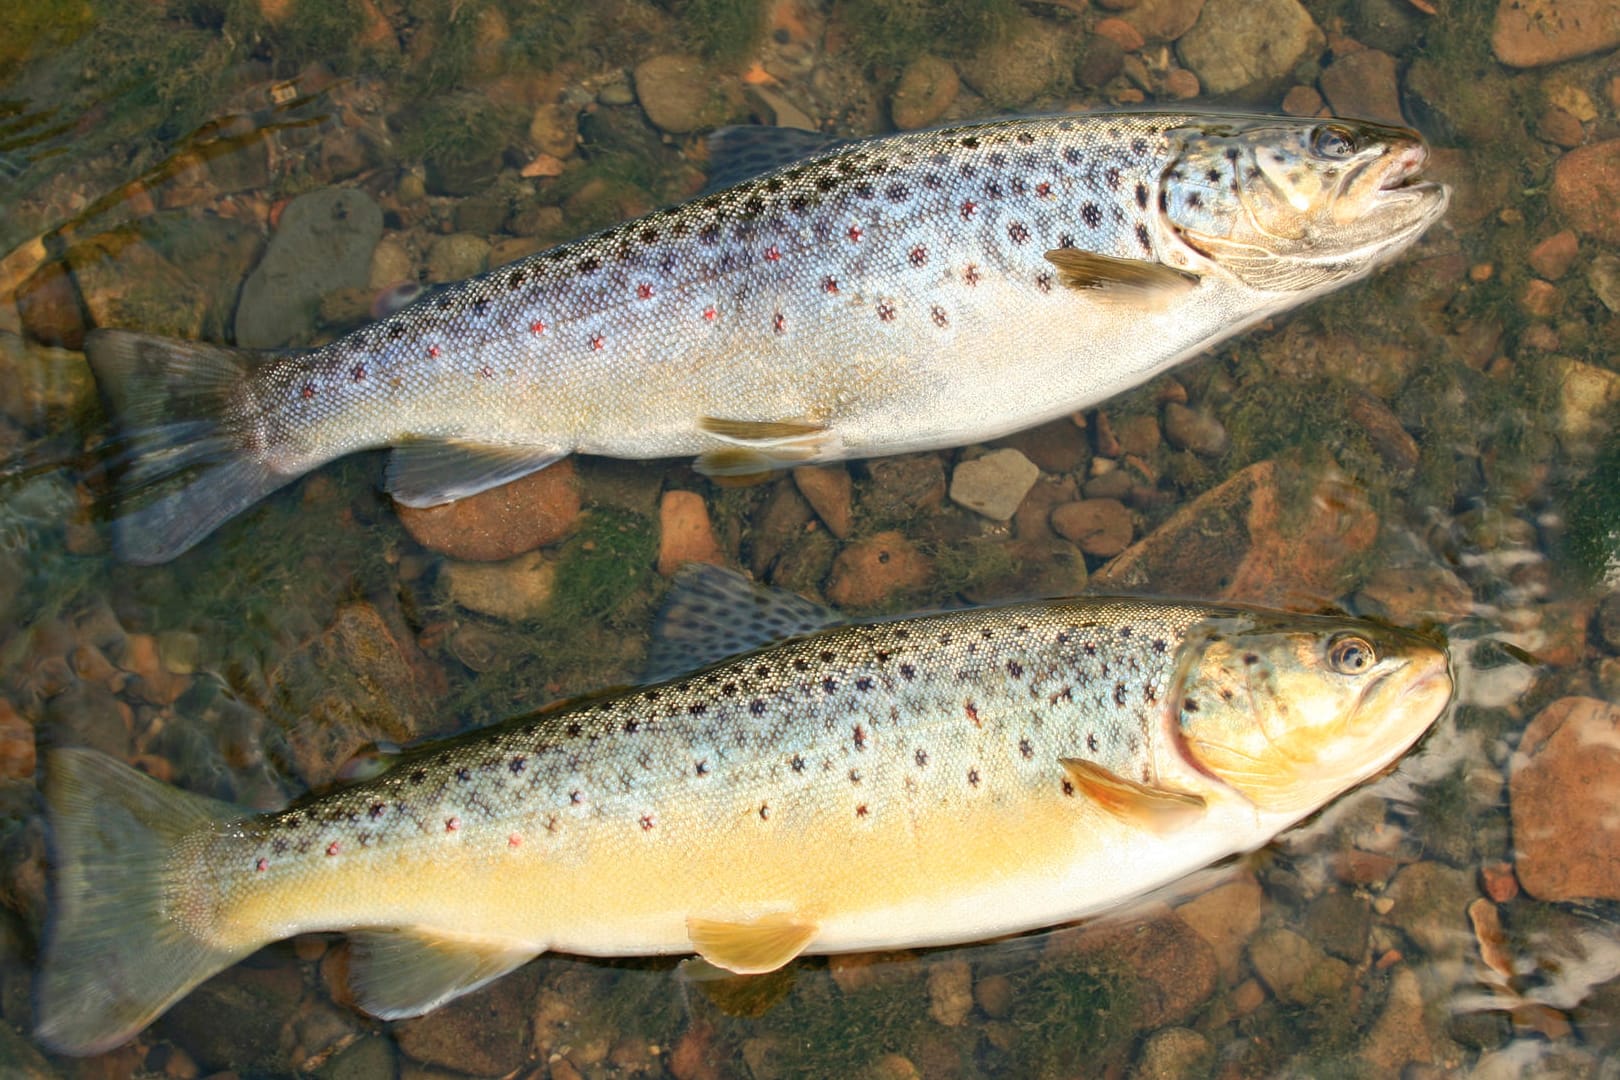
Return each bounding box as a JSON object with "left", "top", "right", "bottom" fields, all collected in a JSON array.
[
  {"left": 83, "top": 111, "right": 1448, "bottom": 562},
  {"left": 198, "top": 599, "right": 1196, "bottom": 949}
]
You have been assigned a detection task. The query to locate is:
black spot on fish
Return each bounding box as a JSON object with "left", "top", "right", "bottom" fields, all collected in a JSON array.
[
  {"left": 1087, "top": 733, "right": 1099, "bottom": 752},
  {"left": 1105, "top": 167, "right": 1121, "bottom": 189},
  {"left": 899, "top": 663, "right": 916, "bottom": 680},
  {"left": 793, "top": 658, "right": 809, "bottom": 672},
  {"left": 1016, "top": 130, "right": 1035, "bottom": 145},
  {"left": 821, "top": 650, "right": 836, "bottom": 663},
  {"left": 368, "top": 802, "right": 386, "bottom": 819},
  {"left": 989, "top": 151, "right": 1007, "bottom": 168},
  {"left": 472, "top": 298, "right": 489, "bottom": 317},
  {"left": 1135, "top": 182, "right": 1149, "bottom": 209},
  {"left": 1062, "top": 777, "right": 1076, "bottom": 797},
  {"left": 508, "top": 270, "right": 525, "bottom": 290},
  {"left": 1187, "top": 192, "right": 1203, "bottom": 209},
  {"left": 968, "top": 767, "right": 981, "bottom": 786},
  {"left": 1114, "top": 682, "right": 1128, "bottom": 705},
  {"left": 855, "top": 182, "right": 875, "bottom": 200},
  {"left": 1183, "top": 698, "right": 1199, "bottom": 713},
  {"left": 577, "top": 256, "right": 600, "bottom": 273},
  {"left": 887, "top": 182, "right": 909, "bottom": 202},
  {"left": 856, "top": 677, "right": 874, "bottom": 691},
  {"left": 853, "top": 724, "right": 867, "bottom": 750},
  {"left": 1082, "top": 202, "right": 1102, "bottom": 228},
  {"left": 1010, "top": 177, "right": 1026, "bottom": 196},
  {"left": 455, "top": 767, "right": 471, "bottom": 782},
  {"left": 1136, "top": 223, "right": 1152, "bottom": 251},
  {"left": 689, "top": 702, "right": 708, "bottom": 715},
  {"left": 823, "top": 677, "right": 838, "bottom": 694},
  {"left": 986, "top": 180, "right": 1003, "bottom": 199},
  {"left": 1008, "top": 221, "right": 1030, "bottom": 244},
  {"left": 721, "top": 682, "right": 738, "bottom": 696},
  {"left": 388, "top": 324, "right": 406, "bottom": 339},
  {"left": 623, "top": 718, "right": 639, "bottom": 734},
  {"left": 1132, "top": 138, "right": 1149, "bottom": 156},
  {"left": 923, "top": 172, "right": 943, "bottom": 189},
  {"left": 749, "top": 698, "right": 767, "bottom": 716},
  {"left": 915, "top": 748, "right": 929, "bottom": 767},
  {"left": 788, "top": 194, "right": 809, "bottom": 212},
  {"left": 1244, "top": 653, "right": 1260, "bottom": 665},
  {"left": 699, "top": 224, "right": 720, "bottom": 245},
  {"left": 1058, "top": 233, "right": 1075, "bottom": 248},
  {"left": 1019, "top": 738, "right": 1034, "bottom": 759},
  {"left": 510, "top": 757, "right": 526, "bottom": 773},
  {"left": 759, "top": 803, "right": 770, "bottom": 820},
  {"left": 961, "top": 136, "right": 979, "bottom": 149},
  {"left": 1007, "top": 660, "right": 1024, "bottom": 678}
]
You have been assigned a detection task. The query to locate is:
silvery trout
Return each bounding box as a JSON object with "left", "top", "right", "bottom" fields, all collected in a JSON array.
[
  {"left": 35, "top": 568, "right": 1453, "bottom": 1054},
  {"left": 86, "top": 111, "right": 1449, "bottom": 563}
]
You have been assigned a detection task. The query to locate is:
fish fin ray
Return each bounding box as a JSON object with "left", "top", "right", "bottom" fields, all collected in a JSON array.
[
  {"left": 1042, "top": 249, "right": 1199, "bottom": 302},
  {"left": 1058, "top": 758, "right": 1206, "bottom": 830},
  {"left": 385, "top": 442, "right": 566, "bottom": 507},
  {"left": 644, "top": 564, "right": 844, "bottom": 682},
  {"left": 347, "top": 928, "right": 541, "bottom": 1020},
  {"left": 686, "top": 914, "right": 817, "bottom": 975},
  {"left": 35, "top": 749, "right": 253, "bottom": 1056},
  {"left": 703, "top": 126, "right": 851, "bottom": 192},
  {"left": 86, "top": 329, "right": 292, "bottom": 563},
  {"left": 694, "top": 417, "right": 830, "bottom": 477}
]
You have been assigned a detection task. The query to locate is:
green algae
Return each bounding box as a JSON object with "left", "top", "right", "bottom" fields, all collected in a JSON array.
[
  {"left": 680, "top": 0, "right": 767, "bottom": 62},
  {"left": 842, "top": 0, "right": 1019, "bottom": 68},
  {"left": 1561, "top": 420, "right": 1620, "bottom": 587}
]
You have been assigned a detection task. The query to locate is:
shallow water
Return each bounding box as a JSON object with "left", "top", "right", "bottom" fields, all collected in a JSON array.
[{"left": 3, "top": 0, "right": 1620, "bottom": 1077}]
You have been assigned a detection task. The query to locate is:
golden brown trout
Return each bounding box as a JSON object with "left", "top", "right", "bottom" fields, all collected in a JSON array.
[
  {"left": 86, "top": 112, "right": 1448, "bottom": 562},
  {"left": 35, "top": 568, "right": 1452, "bottom": 1054}
]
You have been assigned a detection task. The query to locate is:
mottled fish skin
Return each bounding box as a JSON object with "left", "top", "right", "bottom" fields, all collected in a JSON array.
[
  {"left": 34, "top": 590, "right": 1453, "bottom": 1054},
  {"left": 86, "top": 111, "right": 1449, "bottom": 562}
]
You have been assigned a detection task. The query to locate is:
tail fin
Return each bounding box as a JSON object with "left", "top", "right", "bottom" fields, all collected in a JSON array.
[
  {"left": 86, "top": 329, "right": 292, "bottom": 564},
  {"left": 35, "top": 749, "right": 254, "bottom": 1056}
]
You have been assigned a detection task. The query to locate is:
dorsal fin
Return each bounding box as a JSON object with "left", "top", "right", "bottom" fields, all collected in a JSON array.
[
  {"left": 703, "top": 126, "right": 852, "bottom": 192},
  {"left": 644, "top": 564, "right": 843, "bottom": 683}
]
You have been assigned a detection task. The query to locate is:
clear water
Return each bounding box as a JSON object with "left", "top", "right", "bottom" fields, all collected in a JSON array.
[{"left": 2, "top": 1, "right": 1619, "bottom": 1077}]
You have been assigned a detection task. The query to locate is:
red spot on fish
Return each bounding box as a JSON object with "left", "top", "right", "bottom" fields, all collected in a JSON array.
[
  {"left": 640, "top": 814, "right": 655, "bottom": 831},
  {"left": 301, "top": 383, "right": 315, "bottom": 399},
  {"left": 508, "top": 833, "right": 523, "bottom": 847},
  {"left": 963, "top": 264, "right": 981, "bottom": 286},
  {"left": 909, "top": 245, "right": 928, "bottom": 267},
  {"left": 823, "top": 276, "right": 839, "bottom": 294},
  {"left": 965, "top": 701, "right": 980, "bottom": 726},
  {"left": 847, "top": 224, "right": 863, "bottom": 243},
  {"left": 479, "top": 364, "right": 493, "bottom": 378},
  {"left": 856, "top": 804, "right": 868, "bottom": 817},
  {"left": 325, "top": 841, "right": 340, "bottom": 856},
  {"left": 445, "top": 816, "right": 461, "bottom": 832},
  {"left": 1036, "top": 181, "right": 1052, "bottom": 198},
  {"left": 428, "top": 345, "right": 441, "bottom": 358},
  {"left": 773, "top": 311, "right": 786, "bottom": 334},
  {"left": 255, "top": 857, "right": 268, "bottom": 872},
  {"left": 702, "top": 305, "right": 717, "bottom": 322},
  {"left": 1037, "top": 273, "right": 1053, "bottom": 293},
  {"left": 351, "top": 363, "right": 366, "bottom": 382},
  {"left": 960, "top": 200, "right": 977, "bottom": 219},
  {"left": 589, "top": 334, "right": 604, "bottom": 350},
  {"left": 530, "top": 320, "right": 547, "bottom": 334},
  {"left": 853, "top": 723, "right": 867, "bottom": 749},
  {"left": 764, "top": 245, "right": 781, "bottom": 262},
  {"left": 636, "top": 283, "right": 654, "bottom": 300}
]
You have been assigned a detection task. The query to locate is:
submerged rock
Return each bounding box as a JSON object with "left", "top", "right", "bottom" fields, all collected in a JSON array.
[
  {"left": 1512, "top": 697, "right": 1620, "bottom": 902},
  {"left": 396, "top": 461, "right": 581, "bottom": 562},
  {"left": 236, "top": 188, "right": 383, "bottom": 348},
  {"left": 1176, "top": 0, "right": 1323, "bottom": 96},
  {"left": 949, "top": 448, "right": 1039, "bottom": 522},
  {"left": 825, "top": 531, "right": 930, "bottom": 608},
  {"left": 1493, "top": 0, "right": 1620, "bottom": 67}
]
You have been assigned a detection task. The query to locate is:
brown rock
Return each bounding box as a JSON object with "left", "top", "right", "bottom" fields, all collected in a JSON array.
[
  {"left": 394, "top": 967, "right": 537, "bottom": 1076},
  {"left": 1096, "top": 458, "right": 1378, "bottom": 607},
  {"left": 1161, "top": 402, "right": 1227, "bottom": 456},
  {"left": 123, "top": 632, "right": 189, "bottom": 706},
  {"left": 1318, "top": 49, "right": 1404, "bottom": 127},
  {"left": 1493, "top": 0, "right": 1620, "bottom": 67},
  {"left": 996, "top": 417, "right": 1090, "bottom": 473},
  {"left": 1046, "top": 905, "right": 1217, "bottom": 1028},
  {"left": 1355, "top": 565, "right": 1473, "bottom": 624},
  {"left": 1096, "top": 17, "right": 1146, "bottom": 52},
  {"left": 0, "top": 700, "right": 35, "bottom": 779},
  {"left": 1248, "top": 927, "right": 1351, "bottom": 1005},
  {"left": 633, "top": 54, "right": 741, "bottom": 135},
  {"left": 1164, "top": 68, "right": 1201, "bottom": 99},
  {"left": 1282, "top": 84, "right": 1327, "bottom": 116},
  {"left": 1539, "top": 103, "right": 1586, "bottom": 148},
  {"left": 1480, "top": 861, "right": 1519, "bottom": 903},
  {"left": 15, "top": 260, "right": 84, "bottom": 351},
  {"left": 1175, "top": 872, "right": 1263, "bottom": 981},
  {"left": 1519, "top": 278, "right": 1563, "bottom": 317},
  {"left": 1076, "top": 34, "right": 1127, "bottom": 88},
  {"left": 1347, "top": 391, "right": 1420, "bottom": 474},
  {"left": 926, "top": 958, "right": 974, "bottom": 1026},
  {"left": 890, "top": 56, "right": 959, "bottom": 131},
  {"left": 1552, "top": 140, "right": 1620, "bottom": 244},
  {"left": 1114, "top": 414, "right": 1161, "bottom": 457},
  {"left": 396, "top": 460, "right": 580, "bottom": 561},
  {"left": 792, "top": 466, "right": 854, "bottom": 539},
  {"left": 1050, "top": 498, "right": 1133, "bottom": 557},
  {"left": 657, "top": 490, "right": 725, "bottom": 576},
  {"left": 1512, "top": 697, "right": 1620, "bottom": 901},
  {"left": 1124, "top": 0, "right": 1206, "bottom": 41},
  {"left": 825, "top": 531, "right": 930, "bottom": 608},
  {"left": 1360, "top": 967, "right": 1435, "bottom": 1072},
  {"left": 1528, "top": 230, "right": 1579, "bottom": 279}
]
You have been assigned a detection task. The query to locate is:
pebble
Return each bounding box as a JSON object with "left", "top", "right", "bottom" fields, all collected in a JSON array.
[
  {"left": 1588, "top": 252, "right": 1620, "bottom": 311},
  {"left": 1386, "top": 861, "right": 1477, "bottom": 959},
  {"left": 1176, "top": 0, "right": 1323, "bottom": 95},
  {"left": 424, "top": 233, "right": 491, "bottom": 283},
  {"left": 442, "top": 551, "right": 557, "bottom": 621},
  {"left": 1492, "top": 0, "right": 1620, "bottom": 67},
  {"left": 1076, "top": 34, "right": 1126, "bottom": 89},
  {"left": 1175, "top": 872, "right": 1263, "bottom": 980},
  {"left": 973, "top": 973, "right": 1013, "bottom": 1019},
  {"left": 1512, "top": 697, "right": 1620, "bottom": 901},
  {"left": 657, "top": 490, "right": 726, "bottom": 576},
  {"left": 824, "top": 531, "right": 930, "bottom": 608},
  {"left": 1552, "top": 140, "right": 1620, "bottom": 244},
  {"left": 948, "top": 448, "right": 1040, "bottom": 522},
  {"left": 124, "top": 632, "right": 189, "bottom": 705},
  {"left": 528, "top": 103, "right": 577, "bottom": 159},
  {"left": 235, "top": 188, "right": 382, "bottom": 349},
  {"left": 1361, "top": 967, "right": 1437, "bottom": 1072},
  {"left": 1318, "top": 48, "right": 1404, "bottom": 127},
  {"left": 1538, "top": 104, "right": 1585, "bottom": 148},
  {"left": 1046, "top": 906, "right": 1217, "bottom": 1028},
  {"left": 1355, "top": 565, "right": 1473, "bottom": 624},
  {"left": 1114, "top": 413, "right": 1161, "bottom": 457},
  {"left": 1527, "top": 230, "right": 1578, "bottom": 280},
  {"left": 1248, "top": 927, "right": 1351, "bottom": 1006},
  {"left": 1519, "top": 279, "right": 1563, "bottom": 318},
  {"left": 1123, "top": 0, "right": 1206, "bottom": 42},
  {"left": 1134, "top": 1027, "right": 1212, "bottom": 1080},
  {"left": 0, "top": 700, "right": 35, "bottom": 779},
  {"left": 1161, "top": 402, "right": 1228, "bottom": 456},
  {"left": 889, "top": 56, "right": 959, "bottom": 131},
  {"left": 1049, "top": 498, "right": 1133, "bottom": 557},
  {"left": 959, "top": 14, "right": 1071, "bottom": 108},
  {"left": 791, "top": 465, "right": 854, "bottom": 539},
  {"left": 1163, "top": 67, "right": 1200, "bottom": 98},
  {"left": 1550, "top": 356, "right": 1620, "bottom": 441},
  {"left": 926, "top": 958, "right": 973, "bottom": 1026},
  {"left": 367, "top": 237, "right": 414, "bottom": 291},
  {"left": 395, "top": 460, "right": 581, "bottom": 561},
  {"left": 1096, "top": 17, "right": 1146, "bottom": 52},
  {"left": 393, "top": 967, "right": 536, "bottom": 1076},
  {"left": 633, "top": 54, "right": 735, "bottom": 134},
  {"left": 1282, "top": 84, "right": 1326, "bottom": 116},
  {"left": 1347, "top": 392, "right": 1420, "bottom": 474}
]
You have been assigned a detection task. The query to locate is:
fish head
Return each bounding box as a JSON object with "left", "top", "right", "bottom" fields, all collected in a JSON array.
[
  {"left": 1158, "top": 117, "right": 1450, "bottom": 293},
  {"left": 1167, "top": 612, "right": 1452, "bottom": 819}
]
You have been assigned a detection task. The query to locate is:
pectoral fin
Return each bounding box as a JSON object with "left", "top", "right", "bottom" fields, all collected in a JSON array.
[
  {"left": 694, "top": 417, "right": 833, "bottom": 478},
  {"left": 346, "top": 927, "right": 542, "bottom": 1020},
  {"left": 1043, "top": 249, "right": 1199, "bottom": 303},
  {"left": 1059, "top": 758, "right": 1206, "bottom": 831},
  {"left": 686, "top": 913, "right": 818, "bottom": 975}
]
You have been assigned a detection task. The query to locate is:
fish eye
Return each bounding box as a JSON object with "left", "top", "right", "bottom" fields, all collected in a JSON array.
[
  {"left": 1328, "top": 634, "right": 1376, "bottom": 675},
  {"left": 1310, "top": 125, "right": 1358, "bottom": 160}
]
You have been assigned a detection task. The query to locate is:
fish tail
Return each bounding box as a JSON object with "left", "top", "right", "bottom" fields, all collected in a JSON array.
[
  {"left": 35, "top": 749, "right": 253, "bottom": 1056},
  {"left": 85, "top": 328, "right": 293, "bottom": 564}
]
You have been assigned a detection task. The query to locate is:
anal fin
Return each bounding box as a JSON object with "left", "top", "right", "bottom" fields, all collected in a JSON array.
[
  {"left": 386, "top": 441, "right": 566, "bottom": 507},
  {"left": 1059, "top": 758, "right": 1206, "bottom": 831},
  {"left": 686, "top": 913, "right": 818, "bottom": 975},
  {"left": 346, "top": 927, "right": 541, "bottom": 1020}
]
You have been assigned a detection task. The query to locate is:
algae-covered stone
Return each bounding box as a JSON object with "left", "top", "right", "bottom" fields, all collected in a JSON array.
[
  {"left": 235, "top": 188, "right": 383, "bottom": 348},
  {"left": 1176, "top": 0, "right": 1323, "bottom": 95},
  {"left": 425, "top": 233, "right": 492, "bottom": 284},
  {"left": 442, "top": 551, "right": 557, "bottom": 621},
  {"left": 634, "top": 54, "right": 742, "bottom": 134},
  {"left": 890, "top": 56, "right": 959, "bottom": 130},
  {"left": 1248, "top": 926, "right": 1350, "bottom": 1006},
  {"left": 0, "top": 332, "right": 94, "bottom": 429},
  {"left": 959, "top": 15, "right": 1072, "bottom": 108},
  {"left": 1385, "top": 861, "right": 1477, "bottom": 959},
  {"left": 1135, "top": 1027, "right": 1213, "bottom": 1080}
]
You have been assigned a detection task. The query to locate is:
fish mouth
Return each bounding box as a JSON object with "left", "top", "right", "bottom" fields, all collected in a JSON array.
[{"left": 1378, "top": 142, "right": 1430, "bottom": 190}]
